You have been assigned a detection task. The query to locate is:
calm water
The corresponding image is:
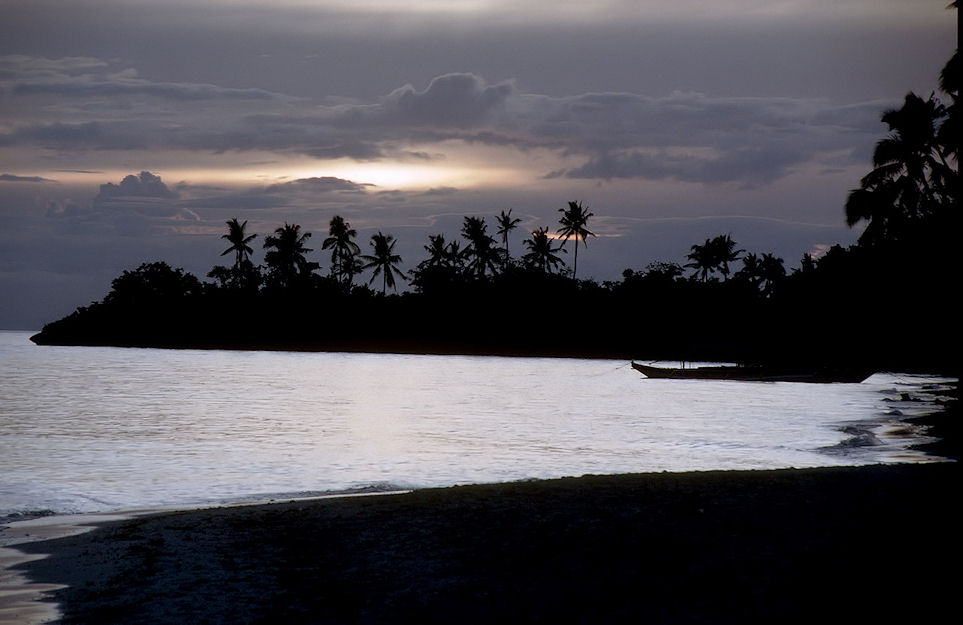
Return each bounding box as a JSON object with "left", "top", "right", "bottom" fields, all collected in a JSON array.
[{"left": 0, "top": 331, "right": 953, "bottom": 519}]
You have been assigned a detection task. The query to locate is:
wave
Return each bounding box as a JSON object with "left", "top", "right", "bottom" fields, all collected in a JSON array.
[{"left": 0, "top": 509, "right": 59, "bottom": 526}]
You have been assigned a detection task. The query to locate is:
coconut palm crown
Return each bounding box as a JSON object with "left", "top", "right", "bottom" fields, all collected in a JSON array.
[
  {"left": 362, "top": 232, "right": 405, "bottom": 294},
  {"left": 220, "top": 218, "right": 256, "bottom": 270},
  {"left": 556, "top": 201, "right": 596, "bottom": 278}
]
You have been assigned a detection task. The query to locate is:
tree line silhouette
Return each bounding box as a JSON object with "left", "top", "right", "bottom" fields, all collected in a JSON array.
[
  {"left": 31, "top": 50, "right": 958, "bottom": 372},
  {"left": 202, "top": 201, "right": 597, "bottom": 296}
]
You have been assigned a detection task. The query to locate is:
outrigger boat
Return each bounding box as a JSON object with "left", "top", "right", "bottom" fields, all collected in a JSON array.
[{"left": 630, "top": 361, "right": 873, "bottom": 384}]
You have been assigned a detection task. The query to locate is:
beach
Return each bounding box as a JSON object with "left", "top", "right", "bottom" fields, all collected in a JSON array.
[
  {"left": 5, "top": 459, "right": 958, "bottom": 624},
  {"left": 3, "top": 380, "right": 958, "bottom": 625}
]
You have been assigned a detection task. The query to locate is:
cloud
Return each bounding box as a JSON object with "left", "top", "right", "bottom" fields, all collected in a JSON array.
[
  {"left": 1, "top": 54, "right": 890, "bottom": 187},
  {"left": 96, "top": 171, "right": 179, "bottom": 201},
  {"left": 2, "top": 54, "right": 286, "bottom": 102},
  {"left": 0, "top": 121, "right": 153, "bottom": 151},
  {"left": 13, "top": 74, "right": 284, "bottom": 102},
  {"left": 380, "top": 73, "right": 515, "bottom": 127},
  {"left": 43, "top": 172, "right": 199, "bottom": 237},
  {"left": 550, "top": 145, "right": 807, "bottom": 187},
  {"left": 529, "top": 90, "right": 883, "bottom": 185},
  {"left": 182, "top": 176, "right": 372, "bottom": 211},
  {"left": 0, "top": 173, "right": 55, "bottom": 182},
  {"left": 263, "top": 177, "right": 371, "bottom": 195},
  {"left": 0, "top": 54, "right": 108, "bottom": 78}
]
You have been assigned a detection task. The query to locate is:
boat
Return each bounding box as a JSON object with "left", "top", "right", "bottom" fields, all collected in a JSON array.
[{"left": 630, "top": 361, "right": 873, "bottom": 383}]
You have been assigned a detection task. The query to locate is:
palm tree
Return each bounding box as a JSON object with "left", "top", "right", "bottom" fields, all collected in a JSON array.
[
  {"left": 422, "top": 234, "right": 450, "bottom": 268},
  {"left": 322, "top": 215, "right": 361, "bottom": 287},
  {"left": 362, "top": 232, "right": 405, "bottom": 294},
  {"left": 556, "top": 201, "right": 595, "bottom": 278},
  {"left": 685, "top": 234, "right": 742, "bottom": 282},
  {"left": 409, "top": 234, "right": 470, "bottom": 293},
  {"left": 420, "top": 234, "right": 464, "bottom": 273},
  {"left": 936, "top": 49, "right": 958, "bottom": 162},
  {"left": 735, "top": 252, "right": 764, "bottom": 290},
  {"left": 213, "top": 218, "right": 259, "bottom": 289},
  {"left": 495, "top": 209, "right": 522, "bottom": 260},
  {"left": 445, "top": 240, "right": 466, "bottom": 271},
  {"left": 262, "top": 223, "right": 317, "bottom": 288},
  {"left": 522, "top": 227, "right": 567, "bottom": 274},
  {"left": 220, "top": 218, "right": 256, "bottom": 270},
  {"left": 709, "top": 234, "right": 743, "bottom": 281},
  {"left": 734, "top": 251, "right": 784, "bottom": 296},
  {"left": 460, "top": 216, "right": 503, "bottom": 278},
  {"left": 845, "top": 92, "right": 952, "bottom": 246},
  {"left": 759, "top": 252, "right": 786, "bottom": 298},
  {"left": 685, "top": 238, "right": 715, "bottom": 282}
]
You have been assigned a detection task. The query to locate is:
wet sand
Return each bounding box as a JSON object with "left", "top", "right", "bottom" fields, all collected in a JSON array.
[{"left": 8, "top": 460, "right": 960, "bottom": 625}]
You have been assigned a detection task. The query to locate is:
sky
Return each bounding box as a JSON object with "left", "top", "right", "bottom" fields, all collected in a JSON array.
[{"left": 0, "top": 0, "right": 956, "bottom": 329}]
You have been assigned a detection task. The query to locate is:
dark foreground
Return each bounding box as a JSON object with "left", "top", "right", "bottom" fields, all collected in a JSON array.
[{"left": 16, "top": 461, "right": 960, "bottom": 625}]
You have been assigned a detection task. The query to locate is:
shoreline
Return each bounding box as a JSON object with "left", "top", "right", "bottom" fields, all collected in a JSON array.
[
  {"left": 0, "top": 490, "right": 419, "bottom": 625},
  {"left": 4, "top": 378, "right": 957, "bottom": 623},
  {"left": 6, "top": 461, "right": 960, "bottom": 624}
]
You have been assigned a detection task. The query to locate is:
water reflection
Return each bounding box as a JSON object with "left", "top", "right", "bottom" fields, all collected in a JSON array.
[{"left": 0, "top": 332, "right": 952, "bottom": 517}]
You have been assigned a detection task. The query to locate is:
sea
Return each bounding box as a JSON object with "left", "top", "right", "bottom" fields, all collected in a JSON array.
[{"left": 0, "top": 330, "right": 954, "bottom": 522}]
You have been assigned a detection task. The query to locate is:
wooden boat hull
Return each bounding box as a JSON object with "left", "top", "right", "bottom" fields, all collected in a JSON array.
[{"left": 630, "top": 362, "right": 873, "bottom": 383}]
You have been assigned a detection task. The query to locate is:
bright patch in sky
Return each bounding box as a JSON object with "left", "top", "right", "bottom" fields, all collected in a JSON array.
[{"left": 318, "top": 163, "right": 472, "bottom": 190}]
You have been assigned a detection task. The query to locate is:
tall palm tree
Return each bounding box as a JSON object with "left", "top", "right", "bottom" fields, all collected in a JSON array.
[
  {"left": 556, "top": 201, "right": 595, "bottom": 278},
  {"left": 845, "top": 92, "right": 951, "bottom": 245},
  {"left": 220, "top": 218, "right": 256, "bottom": 271},
  {"left": 262, "top": 223, "right": 317, "bottom": 288},
  {"left": 322, "top": 215, "right": 361, "bottom": 287},
  {"left": 460, "top": 216, "right": 503, "bottom": 278},
  {"left": 362, "top": 232, "right": 405, "bottom": 294},
  {"left": 522, "top": 227, "right": 567, "bottom": 274},
  {"left": 495, "top": 208, "right": 522, "bottom": 259}
]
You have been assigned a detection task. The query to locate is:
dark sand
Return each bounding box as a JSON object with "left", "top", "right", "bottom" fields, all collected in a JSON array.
[{"left": 11, "top": 461, "right": 961, "bottom": 625}]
